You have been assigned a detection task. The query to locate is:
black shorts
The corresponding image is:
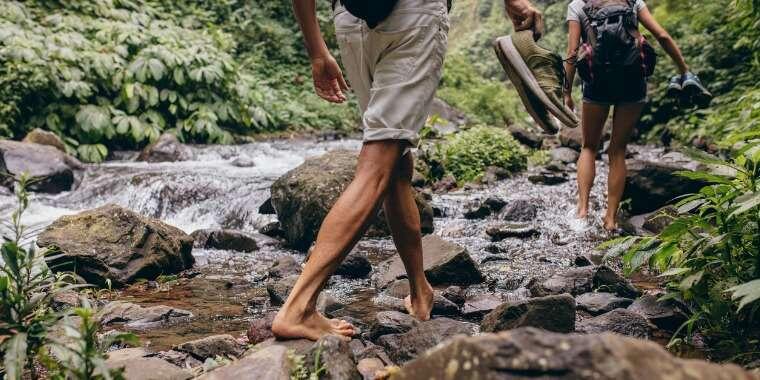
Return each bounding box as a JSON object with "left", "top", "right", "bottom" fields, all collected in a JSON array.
[{"left": 582, "top": 66, "right": 647, "bottom": 106}]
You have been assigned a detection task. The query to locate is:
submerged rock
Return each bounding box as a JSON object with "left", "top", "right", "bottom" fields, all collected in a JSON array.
[
  {"left": 576, "top": 292, "right": 634, "bottom": 316},
  {"left": 624, "top": 152, "right": 709, "bottom": 214},
  {"left": 391, "top": 327, "right": 755, "bottom": 380},
  {"left": 528, "top": 265, "right": 640, "bottom": 298},
  {"left": 377, "top": 235, "right": 483, "bottom": 287},
  {"left": 0, "top": 140, "right": 82, "bottom": 193},
  {"left": 175, "top": 334, "right": 244, "bottom": 361},
  {"left": 191, "top": 229, "right": 259, "bottom": 252},
  {"left": 22, "top": 128, "right": 66, "bottom": 152},
  {"left": 377, "top": 318, "right": 476, "bottom": 363},
  {"left": 576, "top": 308, "right": 653, "bottom": 338},
  {"left": 270, "top": 150, "right": 433, "bottom": 251},
  {"left": 136, "top": 133, "right": 193, "bottom": 163},
  {"left": 98, "top": 301, "right": 193, "bottom": 329},
  {"left": 38, "top": 204, "right": 194, "bottom": 287},
  {"left": 480, "top": 294, "right": 575, "bottom": 333}
]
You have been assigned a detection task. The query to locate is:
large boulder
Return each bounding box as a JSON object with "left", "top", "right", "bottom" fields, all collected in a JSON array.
[
  {"left": 98, "top": 301, "right": 193, "bottom": 329},
  {"left": 0, "top": 140, "right": 82, "bottom": 193},
  {"left": 198, "top": 345, "right": 291, "bottom": 380},
  {"left": 136, "top": 133, "right": 193, "bottom": 163},
  {"left": 270, "top": 150, "right": 434, "bottom": 251},
  {"left": 391, "top": 327, "right": 757, "bottom": 380},
  {"left": 480, "top": 294, "right": 575, "bottom": 333},
  {"left": 22, "top": 128, "right": 67, "bottom": 152},
  {"left": 576, "top": 308, "right": 653, "bottom": 338},
  {"left": 377, "top": 235, "right": 483, "bottom": 288},
  {"left": 624, "top": 151, "right": 710, "bottom": 214},
  {"left": 38, "top": 204, "right": 194, "bottom": 287},
  {"left": 377, "top": 318, "right": 476, "bottom": 364},
  {"left": 528, "top": 265, "right": 640, "bottom": 298}
]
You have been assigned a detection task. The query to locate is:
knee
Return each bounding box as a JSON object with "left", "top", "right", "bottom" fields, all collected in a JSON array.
[
  {"left": 607, "top": 145, "right": 627, "bottom": 160},
  {"left": 355, "top": 160, "right": 395, "bottom": 195}
]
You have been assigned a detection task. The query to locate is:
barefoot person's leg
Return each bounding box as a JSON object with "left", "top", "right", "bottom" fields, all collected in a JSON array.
[
  {"left": 604, "top": 103, "right": 644, "bottom": 230},
  {"left": 383, "top": 153, "right": 434, "bottom": 320},
  {"left": 577, "top": 102, "right": 609, "bottom": 218},
  {"left": 272, "top": 140, "right": 405, "bottom": 340}
]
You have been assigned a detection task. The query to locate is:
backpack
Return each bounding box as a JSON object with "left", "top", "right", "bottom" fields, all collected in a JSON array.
[
  {"left": 575, "top": 0, "right": 656, "bottom": 83},
  {"left": 333, "top": 0, "right": 452, "bottom": 29}
]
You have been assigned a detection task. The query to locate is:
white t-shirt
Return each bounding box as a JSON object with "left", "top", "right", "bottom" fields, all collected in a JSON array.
[{"left": 567, "top": 0, "right": 647, "bottom": 23}]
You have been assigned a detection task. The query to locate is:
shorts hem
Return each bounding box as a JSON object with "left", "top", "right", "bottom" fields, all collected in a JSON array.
[
  {"left": 363, "top": 128, "right": 419, "bottom": 148},
  {"left": 582, "top": 97, "right": 648, "bottom": 106}
]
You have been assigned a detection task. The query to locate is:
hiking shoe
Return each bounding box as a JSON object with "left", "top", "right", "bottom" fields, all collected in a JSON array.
[
  {"left": 494, "top": 31, "right": 579, "bottom": 133},
  {"left": 666, "top": 75, "right": 682, "bottom": 99},
  {"left": 682, "top": 72, "right": 712, "bottom": 108}
]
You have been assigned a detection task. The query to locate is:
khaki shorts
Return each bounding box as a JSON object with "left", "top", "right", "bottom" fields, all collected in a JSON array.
[{"left": 334, "top": 0, "right": 449, "bottom": 148}]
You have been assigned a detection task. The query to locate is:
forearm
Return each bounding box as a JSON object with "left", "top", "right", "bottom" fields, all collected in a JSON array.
[
  {"left": 564, "top": 61, "right": 577, "bottom": 94},
  {"left": 656, "top": 34, "right": 689, "bottom": 74},
  {"left": 292, "top": 0, "right": 330, "bottom": 60}
]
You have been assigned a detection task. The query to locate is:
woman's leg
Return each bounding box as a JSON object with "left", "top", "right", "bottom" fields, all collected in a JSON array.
[
  {"left": 605, "top": 103, "right": 645, "bottom": 230},
  {"left": 577, "top": 102, "right": 610, "bottom": 218}
]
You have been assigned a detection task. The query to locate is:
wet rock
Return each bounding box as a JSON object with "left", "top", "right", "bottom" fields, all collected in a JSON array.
[
  {"left": 267, "top": 275, "right": 299, "bottom": 306},
  {"left": 335, "top": 250, "right": 372, "bottom": 279},
  {"left": 38, "top": 204, "right": 194, "bottom": 287},
  {"left": 197, "top": 345, "right": 291, "bottom": 380},
  {"left": 528, "top": 171, "right": 569, "bottom": 185},
  {"left": 317, "top": 293, "right": 346, "bottom": 317},
  {"left": 577, "top": 308, "right": 653, "bottom": 338},
  {"left": 624, "top": 152, "right": 710, "bottom": 214},
  {"left": 306, "top": 335, "right": 361, "bottom": 380},
  {"left": 559, "top": 125, "right": 583, "bottom": 151},
  {"left": 137, "top": 133, "right": 193, "bottom": 163},
  {"left": 508, "top": 125, "right": 544, "bottom": 149},
  {"left": 270, "top": 150, "right": 433, "bottom": 251},
  {"left": 268, "top": 256, "right": 301, "bottom": 278},
  {"left": 551, "top": 147, "right": 580, "bottom": 164},
  {"left": 258, "top": 198, "right": 276, "bottom": 214},
  {"left": 98, "top": 301, "right": 193, "bottom": 329},
  {"left": 642, "top": 206, "right": 678, "bottom": 234},
  {"left": 175, "top": 334, "right": 244, "bottom": 360},
  {"left": 392, "top": 327, "right": 755, "bottom": 380},
  {"left": 107, "top": 351, "right": 192, "bottom": 380},
  {"left": 259, "top": 221, "right": 285, "bottom": 238},
  {"left": 481, "top": 166, "right": 511, "bottom": 185},
  {"left": 22, "top": 128, "right": 66, "bottom": 152},
  {"left": 574, "top": 255, "right": 593, "bottom": 267},
  {"left": 628, "top": 293, "right": 689, "bottom": 332},
  {"left": 246, "top": 312, "right": 276, "bottom": 345},
  {"left": 155, "top": 350, "right": 203, "bottom": 369},
  {"left": 51, "top": 291, "right": 83, "bottom": 312},
  {"left": 348, "top": 340, "right": 393, "bottom": 364},
  {"left": 499, "top": 199, "right": 538, "bottom": 222},
  {"left": 0, "top": 140, "right": 81, "bottom": 193},
  {"left": 576, "top": 292, "right": 634, "bottom": 316},
  {"left": 253, "top": 337, "right": 315, "bottom": 357},
  {"left": 441, "top": 286, "right": 466, "bottom": 307},
  {"left": 462, "top": 293, "right": 504, "bottom": 320},
  {"left": 191, "top": 229, "right": 258, "bottom": 252},
  {"left": 480, "top": 294, "right": 575, "bottom": 333},
  {"left": 486, "top": 223, "right": 540, "bottom": 241},
  {"left": 369, "top": 311, "right": 419, "bottom": 340},
  {"left": 377, "top": 235, "right": 483, "bottom": 287},
  {"left": 230, "top": 156, "right": 256, "bottom": 168},
  {"left": 377, "top": 318, "right": 476, "bottom": 363},
  {"left": 356, "top": 358, "right": 387, "bottom": 380},
  {"left": 384, "top": 279, "right": 411, "bottom": 299},
  {"left": 373, "top": 293, "right": 460, "bottom": 317},
  {"left": 528, "top": 265, "right": 640, "bottom": 298},
  {"left": 464, "top": 197, "right": 506, "bottom": 219},
  {"left": 432, "top": 175, "right": 457, "bottom": 193}
]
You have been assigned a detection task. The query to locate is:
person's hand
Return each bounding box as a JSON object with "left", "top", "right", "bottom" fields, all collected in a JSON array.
[
  {"left": 505, "top": 0, "right": 544, "bottom": 41},
  {"left": 311, "top": 55, "right": 349, "bottom": 103},
  {"left": 564, "top": 93, "right": 575, "bottom": 111}
]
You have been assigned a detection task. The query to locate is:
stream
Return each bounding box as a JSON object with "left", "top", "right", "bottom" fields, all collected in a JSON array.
[{"left": 0, "top": 138, "right": 663, "bottom": 352}]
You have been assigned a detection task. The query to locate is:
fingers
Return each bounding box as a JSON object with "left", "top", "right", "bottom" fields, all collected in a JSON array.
[
  {"left": 337, "top": 72, "right": 349, "bottom": 92},
  {"left": 315, "top": 79, "right": 346, "bottom": 103}
]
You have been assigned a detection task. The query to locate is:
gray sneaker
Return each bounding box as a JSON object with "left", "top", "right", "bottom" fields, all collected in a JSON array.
[
  {"left": 494, "top": 31, "right": 579, "bottom": 133},
  {"left": 682, "top": 72, "right": 712, "bottom": 108}
]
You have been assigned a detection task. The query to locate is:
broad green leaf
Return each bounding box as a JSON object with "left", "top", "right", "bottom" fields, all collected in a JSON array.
[
  {"left": 658, "top": 267, "right": 691, "bottom": 277},
  {"left": 4, "top": 332, "right": 28, "bottom": 380},
  {"left": 727, "top": 279, "right": 760, "bottom": 311},
  {"left": 729, "top": 192, "right": 760, "bottom": 218}
]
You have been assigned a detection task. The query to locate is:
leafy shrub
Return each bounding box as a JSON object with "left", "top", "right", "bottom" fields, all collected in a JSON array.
[
  {"left": 601, "top": 145, "right": 760, "bottom": 360},
  {"left": 435, "top": 125, "right": 527, "bottom": 183}
]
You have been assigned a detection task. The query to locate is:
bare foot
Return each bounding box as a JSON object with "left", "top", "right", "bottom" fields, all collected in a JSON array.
[
  {"left": 603, "top": 216, "right": 617, "bottom": 231},
  {"left": 404, "top": 283, "right": 434, "bottom": 321},
  {"left": 272, "top": 307, "right": 355, "bottom": 341}
]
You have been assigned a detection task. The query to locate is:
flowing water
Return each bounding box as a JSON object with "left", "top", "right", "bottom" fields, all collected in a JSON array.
[{"left": 0, "top": 138, "right": 662, "bottom": 352}]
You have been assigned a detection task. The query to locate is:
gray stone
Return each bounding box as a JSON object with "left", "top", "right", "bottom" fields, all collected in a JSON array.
[
  {"left": 198, "top": 345, "right": 290, "bottom": 380},
  {"left": 369, "top": 311, "right": 419, "bottom": 340},
  {"left": 267, "top": 274, "right": 299, "bottom": 306},
  {"left": 551, "top": 147, "right": 580, "bottom": 164},
  {"left": 528, "top": 171, "right": 569, "bottom": 185},
  {"left": 22, "top": 128, "right": 66, "bottom": 152},
  {"left": 107, "top": 353, "right": 192, "bottom": 380},
  {"left": 377, "top": 235, "right": 483, "bottom": 287},
  {"left": 356, "top": 358, "right": 387, "bottom": 380},
  {"left": 462, "top": 293, "right": 504, "bottom": 320},
  {"left": 191, "top": 229, "right": 258, "bottom": 252},
  {"left": 576, "top": 292, "right": 634, "bottom": 316},
  {"left": 628, "top": 293, "right": 689, "bottom": 332},
  {"left": 0, "top": 140, "right": 82, "bottom": 193},
  {"left": 268, "top": 256, "right": 301, "bottom": 278},
  {"left": 270, "top": 150, "right": 433, "bottom": 251},
  {"left": 306, "top": 335, "right": 361, "bottom": 380},
  {"left": 246, "top": 312, "right": 276, "bottom": 345},
  {"left": 441, "top": 286, "right": 466, "bottom": 307},
  {"left": 391, "top": 327, "right": 756, "bottom": 380},
  {"left": 559, "top": 125, "right": 584, "bottom": 151},
  {"left": 372, "top": 293, "right": 460, "bottom": 317},
  {"left": 480, "top": 294, "right": 576, "bottom": 333},
  {"left": 335, "top": 250, "right": 372, "bottom": 279},
  {"left": 577, "top": 308, "right": 654, "bottom": 338},
  {"left": 508, "top": 125, "right": 544, "bottom": 149},
  {"left": 136, "top": 133, "right": 193, "bottom": 163},
  {"left": 98, "top": 301, "right": 193, "bottom": 329},
  {"left": 38, "top": 204, "right": 194, "bottom": 287},
  {"left": 642, "top": 206, "right": 678, "bottom": 234},
  {"left": 499, "top": 199, "right": 539, "bottom": 222},
  {"left": 486, "top": 223, "right": 540, "bottom": 241},
  {"left": 377, "top": 318, "right": 476, "bottom": 364},
  {"left": 175, "top": 334, "right": 243, "bottom": 360},
  {"left": 528, "top": 265, "right": 641, "bottom": 298}
]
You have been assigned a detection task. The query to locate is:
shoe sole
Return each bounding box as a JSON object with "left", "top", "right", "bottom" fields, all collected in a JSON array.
[
  {"left": 666, "top": 85, "right": 682, "bottom": 99},
  {"left": 683, "top": 82, "right": 712, "bottom": 108},
  {"left": 494, "top": 36, "right": 578, "bottom": 131}
]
